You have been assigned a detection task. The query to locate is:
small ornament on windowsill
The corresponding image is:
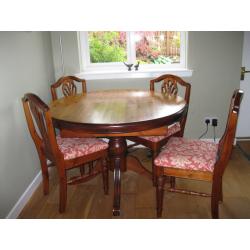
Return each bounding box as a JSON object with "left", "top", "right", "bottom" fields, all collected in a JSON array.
[
  {"left": 123, "top": 62, "right": 133, "bottom": 71},
  {"left": 134, "top": 61, "right": 140, "bottom": 71}
]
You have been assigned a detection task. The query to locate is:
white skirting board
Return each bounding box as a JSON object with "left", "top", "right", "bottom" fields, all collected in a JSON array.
[
  {"left": 6, "top": 170, "right": 42, "bottom": 219},
  {"left": 236, "top": 137, "right": 250, "bottom": 141}
]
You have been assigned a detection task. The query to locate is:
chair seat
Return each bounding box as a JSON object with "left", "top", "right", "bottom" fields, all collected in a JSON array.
[
  {"left": 57, "top": 136, "right": 108, "bottom": 160},
  {"left": 154, "top": 137, "right": 218, "bottom": 172},
  {"left": 140, "top": 122, "right": 181, "bottom": 142}
]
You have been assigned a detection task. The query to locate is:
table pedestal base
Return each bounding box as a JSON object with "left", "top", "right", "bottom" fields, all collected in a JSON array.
[{"left": 108, "top": 137, "right": 152, "bottom": 216}]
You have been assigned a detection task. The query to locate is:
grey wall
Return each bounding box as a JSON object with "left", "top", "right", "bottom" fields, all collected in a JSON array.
[
  {"left": 187, "top": 32, "right": 243, "bottom": 138},
  {"left": 51, "top": 31, "right": 80, "bottom": 80},
  {"left": 0, "top": 32, "right": 55, "bottom": 218},
  {"left": 51, "top": 31, "right": 243, "bottom": 139}
]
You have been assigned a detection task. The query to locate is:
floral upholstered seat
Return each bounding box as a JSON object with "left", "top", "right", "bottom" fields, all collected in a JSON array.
[
  {"left": 154, "top": 137, "right": 218, "bottom": 172},
  {"left": 57, "top": 136, "right": 108, "bottom": 160},
  {"left": 140, "top": 122, "right": 181, "bottom": 143}
]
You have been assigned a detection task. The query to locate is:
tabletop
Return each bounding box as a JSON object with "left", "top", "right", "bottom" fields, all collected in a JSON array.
[{"left": 50, "top": 89, "right": 187, "bottom": 134}]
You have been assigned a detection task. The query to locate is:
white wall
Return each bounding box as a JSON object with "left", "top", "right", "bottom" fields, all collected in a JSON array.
[
  {"left": 50, "top": 31, "right": 243, "bottom": 139},
  {"left": 0, "top": 32, "right": 55, "bottom": 218}
]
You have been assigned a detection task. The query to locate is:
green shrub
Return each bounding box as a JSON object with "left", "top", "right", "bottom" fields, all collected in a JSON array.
[{"left": 89, "top": 32, "right": 126, "bottom": 63}]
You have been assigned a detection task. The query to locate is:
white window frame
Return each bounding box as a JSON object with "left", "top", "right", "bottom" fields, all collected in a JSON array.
[
  {"left": 79, "top": 31, "right": 188, "bottom": 73},
  {"left": 75, "top": 31, "right": 193, "bottom": 80}
]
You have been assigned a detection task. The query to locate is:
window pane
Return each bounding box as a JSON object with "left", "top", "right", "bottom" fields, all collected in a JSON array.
[
  {"left": 88, "top": 32, "right": 127, "bottom": 63},
  {"left": 135, "top": 31, "right": 180, "bottom": 64}
]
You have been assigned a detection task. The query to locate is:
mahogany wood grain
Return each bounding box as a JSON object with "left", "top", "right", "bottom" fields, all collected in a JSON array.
[
  {"left": 59, "top": 126, "right": 170, "bottom": 138},
  {"left": 49, "top": 89, "right": 187, "bottom": 216},
  {"left": 156, "top": 89, "right": 244, "bottom": 219},
  {"left": 50, "top": 89, "right": 187, "bottom": 134}
]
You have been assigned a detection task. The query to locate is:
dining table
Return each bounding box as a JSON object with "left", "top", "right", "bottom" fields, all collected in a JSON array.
[{"left": 50, "top": 89, "right": 187, "bottom": 216}]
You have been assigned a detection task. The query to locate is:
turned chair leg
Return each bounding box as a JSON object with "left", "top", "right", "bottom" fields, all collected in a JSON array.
[
  {"left": 170, "top": 176, "right": 176, "bottom": 189},
  {"left": 88, "top": 161, "right": 94, "bottom": 174},
  {"left": 211, "top": 181, "right": 220, "bottom": 219},
  {"left": 211, "top": 195, "right": 219, "bottom": 219},
  {"left": 219, "top": 176, "right": 223, "bottom": 202},
  {"left": 156, "top": 175, "right": 165, "bottom": 218},
  {"left": 59, "top": 174, "right": 67, "bottom": 213},
  {"left": 39, "top": 154, "right": 49, "bottom": 195},
  {"left": 80, "top": 165, "right": 85, "bottom": 176},
  {"left": 152, "top": 150, "right": 159, "bottom": 186},
  {"left": 102, "top": 158, "right": 109, "bottom": 195}
]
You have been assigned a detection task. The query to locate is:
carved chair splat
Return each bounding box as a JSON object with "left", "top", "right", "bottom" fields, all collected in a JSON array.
[{"left": 50, "top": 76, "right": 87, "bottom": 101}]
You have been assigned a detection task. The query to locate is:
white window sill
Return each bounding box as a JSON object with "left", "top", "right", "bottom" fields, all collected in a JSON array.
[{"left": 76, "top": 68, "right": 193, "bottom": 80}]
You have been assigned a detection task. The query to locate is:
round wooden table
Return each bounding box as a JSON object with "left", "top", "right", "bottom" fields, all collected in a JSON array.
[{"left": 50, "top": 89, "right": 187, "bottom": 216}]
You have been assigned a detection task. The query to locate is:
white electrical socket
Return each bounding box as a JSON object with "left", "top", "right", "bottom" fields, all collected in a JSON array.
[{"left": 204, "top": 117, "right": 218, "bottom": 125}]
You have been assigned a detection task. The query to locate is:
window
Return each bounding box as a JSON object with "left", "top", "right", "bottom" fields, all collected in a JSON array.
[{"left": 79, "top": 31, "right": 187, "bottom": 73}]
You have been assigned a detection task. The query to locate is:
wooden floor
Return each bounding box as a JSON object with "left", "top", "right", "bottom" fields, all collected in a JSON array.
[{"left": 18, "top": 143, "right": 250, "bottom": 219}]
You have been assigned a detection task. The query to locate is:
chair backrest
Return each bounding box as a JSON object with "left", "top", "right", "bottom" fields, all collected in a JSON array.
[
  {"left": 150, "top": 74, "right": 191, "bottom": 136},
  {"left": 215, "top": 89, "right": 244, "bottom": 176},
  {"left": 50, "top": 76, "right": 87, "bottom": 101},
  {"left": 22, "top": 93, "right": 61, "bottom": 162}
]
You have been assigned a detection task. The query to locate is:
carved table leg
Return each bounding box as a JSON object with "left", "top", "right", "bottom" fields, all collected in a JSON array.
[{"left": 108, "top": 137, "right": 127, "bottom": 216}]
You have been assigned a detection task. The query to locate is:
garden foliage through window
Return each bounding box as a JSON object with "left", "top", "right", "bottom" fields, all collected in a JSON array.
[
  {"left": 88, "top": 32, "right": 127, "bottom": 63},
  {"left": 80, "top": 31, "right": 187, "bottom": 71}
]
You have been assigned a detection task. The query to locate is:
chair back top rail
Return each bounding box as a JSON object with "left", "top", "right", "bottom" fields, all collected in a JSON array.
[
  {"left": 50, "top": 76, "right": 87, "bottom": 101},
  {"left": 150, "top": 74, "right": 191, "bottom": 99}
]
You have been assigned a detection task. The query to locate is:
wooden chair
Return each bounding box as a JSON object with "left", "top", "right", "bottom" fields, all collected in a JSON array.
[
  {"left": 22, "top": 93, "right": 109, "bottom": 213},
  {"left": 51, "top": 75, "right": 94, "bottom": 174},
  {"left": 50, "top": 76, "right": 87, "bottom": 101},
  {"left": 129, "top": 74, "right": 191, "bottom": 185},
  {"left": 154, "top": 89, "right": 243, "bottom": 218}
]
